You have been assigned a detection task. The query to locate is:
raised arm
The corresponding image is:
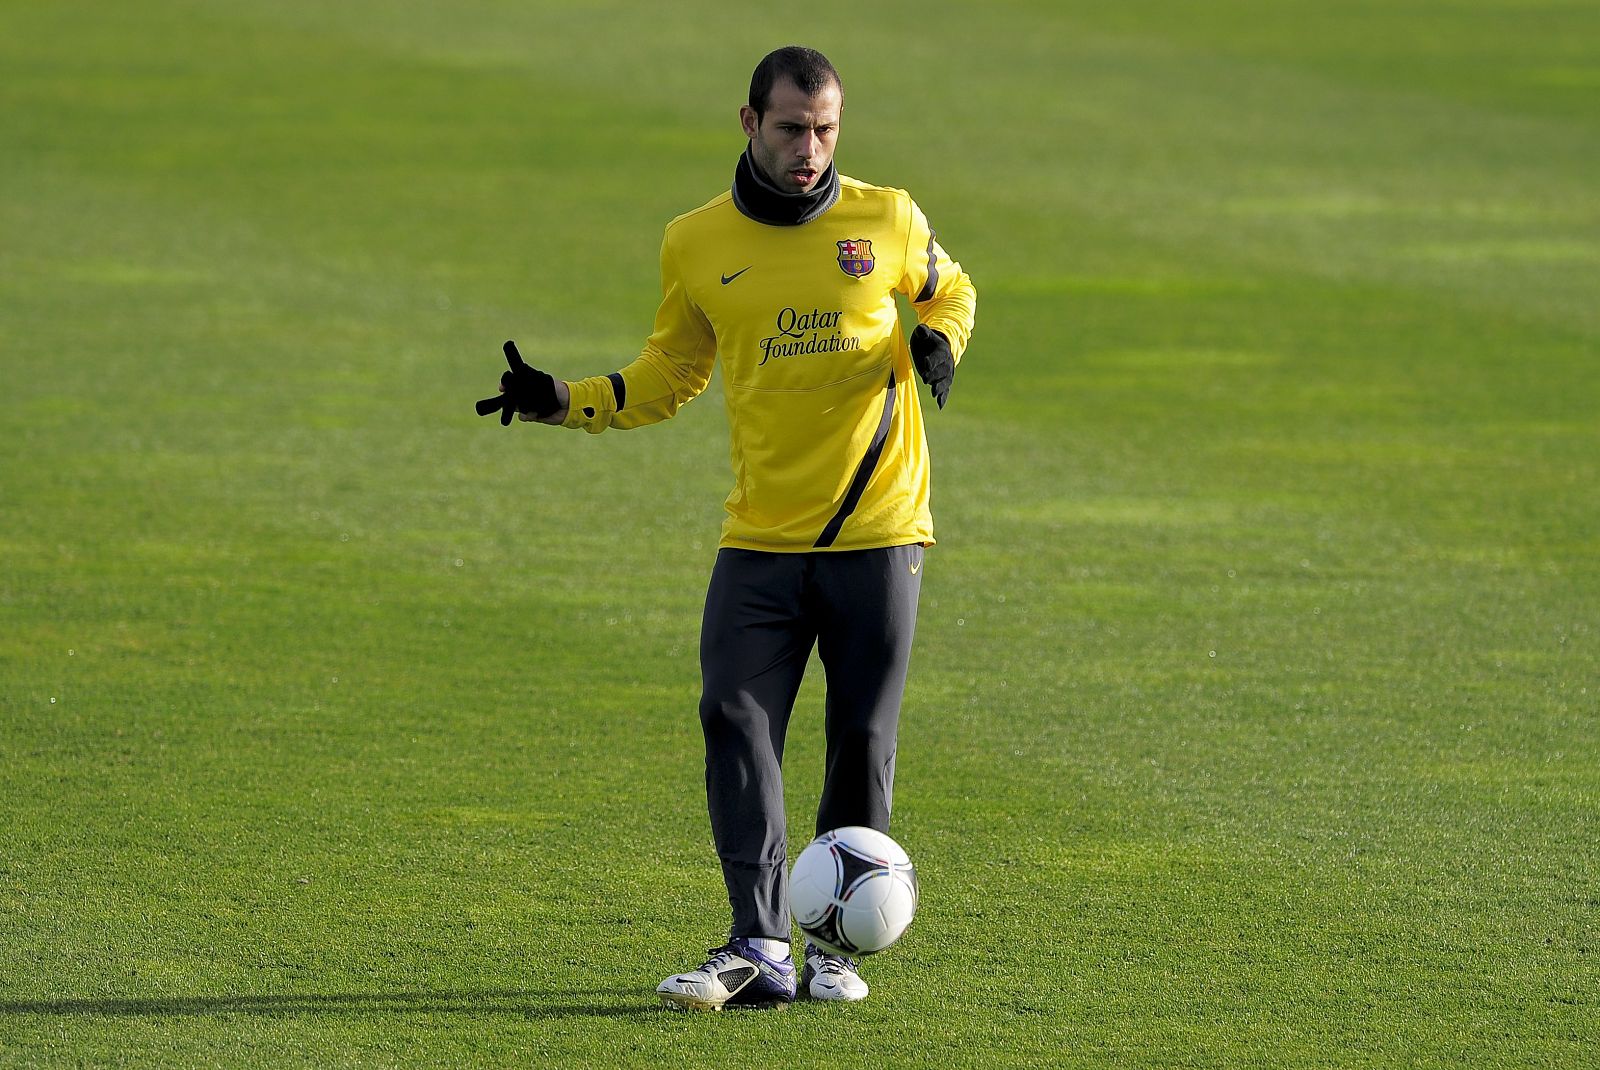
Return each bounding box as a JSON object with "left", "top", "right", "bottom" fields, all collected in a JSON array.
[{"left": 481, "top": 231, "right": 717, "bottom": 433}]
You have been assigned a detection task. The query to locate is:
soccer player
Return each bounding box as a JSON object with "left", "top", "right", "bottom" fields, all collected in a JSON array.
[{"left": 479, "top": 45, "right": 976, "bottom": 1010}]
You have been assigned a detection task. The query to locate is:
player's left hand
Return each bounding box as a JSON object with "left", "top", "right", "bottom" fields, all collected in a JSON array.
[
  {"left": 909, "top": 324, "right": 954, "bottom": 409},
  {"left": 475, "top": 340, "right": 561, "bottom": 425}
]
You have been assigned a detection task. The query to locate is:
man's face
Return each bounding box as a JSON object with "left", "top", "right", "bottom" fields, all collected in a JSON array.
[{"left": 740, "top": 77, "right": 842, "bottom": 194}]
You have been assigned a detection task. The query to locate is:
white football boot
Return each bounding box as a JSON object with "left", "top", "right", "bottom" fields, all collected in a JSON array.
[
  {"left": 801, "top": 942, "right": 869, "bottom": 1002},
  {"left": 656, "top": 938, "right": 797, "bottom": 1011}
]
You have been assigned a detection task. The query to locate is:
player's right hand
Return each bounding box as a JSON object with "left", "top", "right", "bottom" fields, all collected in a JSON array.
[{"left": 474, "top": 340, "right": 561, "bottom": 425}]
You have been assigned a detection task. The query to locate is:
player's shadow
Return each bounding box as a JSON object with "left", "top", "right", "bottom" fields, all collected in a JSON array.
[{"left": 0, "top": 988, "right": 657, "bottom": 1021}]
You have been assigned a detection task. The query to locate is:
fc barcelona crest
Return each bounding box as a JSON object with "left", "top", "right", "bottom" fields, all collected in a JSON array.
[{"left": 836, "top": 239, "right": 875, "bottom": 278}]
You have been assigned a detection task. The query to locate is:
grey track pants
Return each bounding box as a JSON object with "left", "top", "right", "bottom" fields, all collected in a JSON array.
[{"left": 698, "top": 544, "right": 924, "bottom": 940}]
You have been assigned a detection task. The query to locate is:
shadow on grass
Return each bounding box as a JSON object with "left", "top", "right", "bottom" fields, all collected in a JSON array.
[{"left": 0, "top": 988, "right": 661, "bottom": 1020}]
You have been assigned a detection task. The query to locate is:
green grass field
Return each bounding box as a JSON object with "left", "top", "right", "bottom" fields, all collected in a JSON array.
[{"left": 3, "top": 1, "right": 1596, "bottom": 1066}]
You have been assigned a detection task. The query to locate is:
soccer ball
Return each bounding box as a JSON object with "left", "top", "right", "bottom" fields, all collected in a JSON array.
[{"left": 789, "top": 826, "right": 918, "bottom": 956}]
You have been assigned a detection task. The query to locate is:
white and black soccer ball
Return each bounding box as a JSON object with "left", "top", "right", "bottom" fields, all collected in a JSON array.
[{"left": 789, "top": 826, "right": 918, "bottom": 956}]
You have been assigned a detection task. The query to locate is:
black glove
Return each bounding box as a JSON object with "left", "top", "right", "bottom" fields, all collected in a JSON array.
[
  {"left": 909, "top": 324, "right": 954, "bottom": 409},
  {"left": 475, "top": 340, "right": 560, "bottom": 425}
]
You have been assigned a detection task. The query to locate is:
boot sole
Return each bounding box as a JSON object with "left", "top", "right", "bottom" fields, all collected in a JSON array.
[{"left": 658, "top": 992, "right": 791, "bottom": 1012}]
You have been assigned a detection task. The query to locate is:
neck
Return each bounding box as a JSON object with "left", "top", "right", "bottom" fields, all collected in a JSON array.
[{"left": 731, "top": 147, "right": 840, "bottom": 226}]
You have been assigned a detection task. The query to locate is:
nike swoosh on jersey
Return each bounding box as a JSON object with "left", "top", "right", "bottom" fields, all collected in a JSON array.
[{"left": 721, "top": 266, "right": 752, "bottom": 285}]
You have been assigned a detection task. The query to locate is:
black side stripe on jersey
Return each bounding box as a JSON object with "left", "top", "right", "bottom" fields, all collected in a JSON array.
[
  {"left": 914, "top": 230, "right": 939, "bottom": 303},
  {"left": 814, "top": 371, "right": 897, "bottom": 549},
  {"left": 607, "top": 372, "right": 626, "bottom": 411}
]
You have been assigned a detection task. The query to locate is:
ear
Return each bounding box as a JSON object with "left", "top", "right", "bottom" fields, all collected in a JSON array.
[{"left": 739, "top": 105, "right": 760, "bottom": 140}]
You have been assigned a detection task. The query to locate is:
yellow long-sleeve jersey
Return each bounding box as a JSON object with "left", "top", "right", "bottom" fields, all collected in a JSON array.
[{"left": 562, "top": 175, "right": 976, "bottom": 552}]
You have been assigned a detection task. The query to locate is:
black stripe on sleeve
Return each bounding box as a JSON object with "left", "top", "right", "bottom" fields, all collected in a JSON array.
[
  {"left": 814, "top": 371, "right": 898, "bottom": 549},
  {"left": 914, "top": 229, "right": 939, "bottom": 303},
  {"left": 606, "top": 372, "right": 626, "bottom": 411}
]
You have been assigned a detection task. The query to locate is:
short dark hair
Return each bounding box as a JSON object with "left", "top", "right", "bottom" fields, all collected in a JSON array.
[{"left": 748, "top": 46, "right": 842, "bottom": 119}]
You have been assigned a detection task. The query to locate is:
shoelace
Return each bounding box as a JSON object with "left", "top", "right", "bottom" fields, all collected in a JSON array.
[
  {"left": 812, "top": 952, "right": 858, "bottom": 975},
  {"left": 696, "top": 943, "right": 794, "bottom": 983},
  {"left": 701, "top": 945, "right": 741, "bottom": 971}
]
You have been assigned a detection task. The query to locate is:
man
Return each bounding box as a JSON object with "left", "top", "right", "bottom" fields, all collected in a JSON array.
[{"left": 478, "top": 46, "right": 975, "bottom": 1010}]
